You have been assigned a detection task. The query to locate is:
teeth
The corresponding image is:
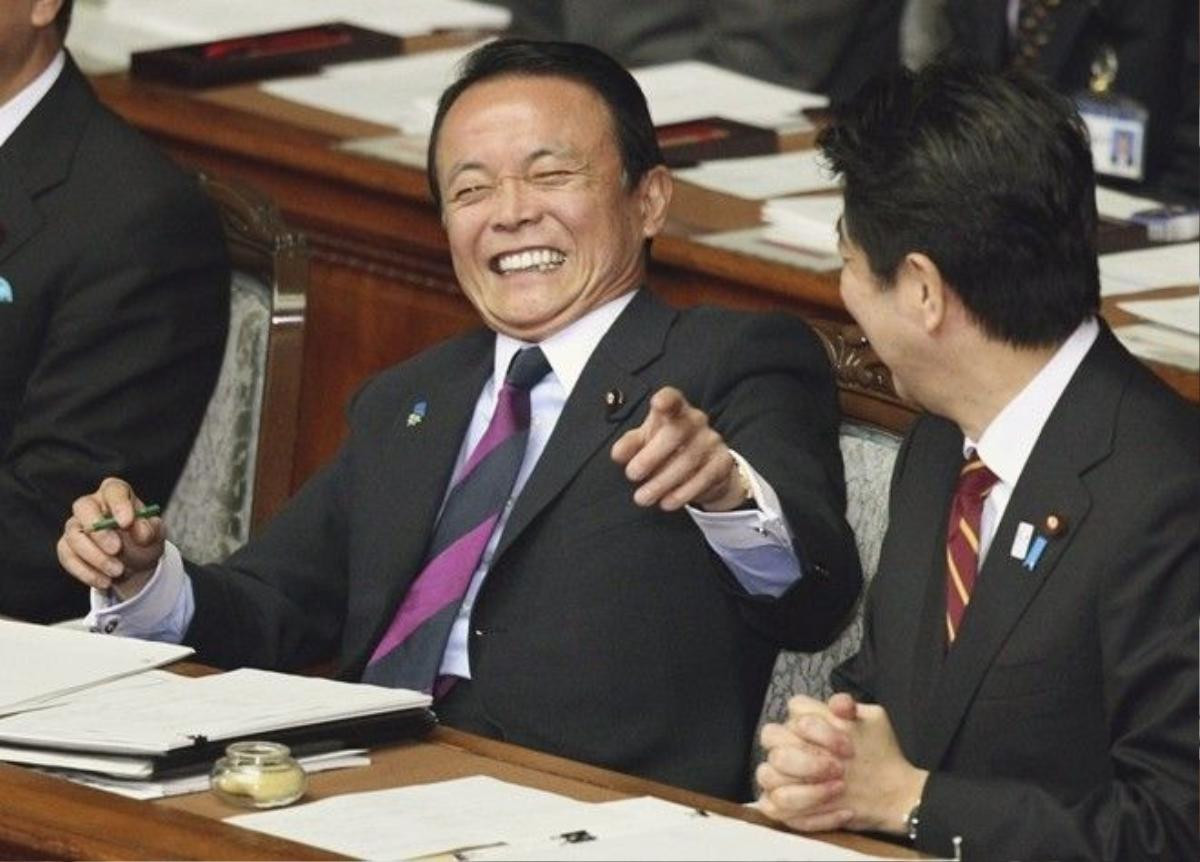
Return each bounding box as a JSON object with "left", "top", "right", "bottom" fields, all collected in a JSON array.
[{"left": 497, "top": 248, "right": 565, "bottom": 273}]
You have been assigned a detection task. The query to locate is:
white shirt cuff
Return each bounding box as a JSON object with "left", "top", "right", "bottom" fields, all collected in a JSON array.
[
  {"left": 687, "top": 451, "right": 795, "bottom": 547},
  {"left": 687, "top": 451, "right": 802, "bottom": 597},
  {"left": 86, "top": 542, "right": 192, "bottom": 642}
]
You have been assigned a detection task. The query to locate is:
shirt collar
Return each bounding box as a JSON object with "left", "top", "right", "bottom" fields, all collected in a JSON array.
[
  {"left": 968, "top": 317, "right": 1100, "bottom": 485},
  {"left": 492, "top": 290, "right": 638, "bottom": 395},
  {"left": 0, "top": 50, "right": 64, "bottom": 148}
]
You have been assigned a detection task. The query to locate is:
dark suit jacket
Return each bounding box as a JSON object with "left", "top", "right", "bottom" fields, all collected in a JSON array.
[
  {"left": 0, "top": 57, "right": 229, "bottom": 622},
  {"left": 945, "top": 0, "right": 1190, "bottom": 183},
  {"left": 501, "top": 0, "right": 904, "bottom": 102},
  {"left": 835, "top": 328, "right": 1199, "bottom": 860},
  {"left": 183, "top": 290, "right": 862, "bottom": 800}
]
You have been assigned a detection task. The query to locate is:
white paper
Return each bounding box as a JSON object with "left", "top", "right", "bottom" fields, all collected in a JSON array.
[
  {"left": 761, "top": 194, "right": 844, "bottom": 256},
  {"left": 0, "top": 667, "right": 428, "bottom": 755},
  {"left": 261, "top": 41, "right": 488, "bottom": 134},
  {"left": 631, "top": 61, "right": 826, "bottom": 130},
  {"left": 1117, "top": 296, "right": 1200, "bottom": 336},
  {"left": 694, "top": 226, "right": 841, "bottom": 272},
  {"left": 1113, "top": 323, "right": 1200, "bottom": 371},
  {"left": 1094, "top": 186, "right": 1164, "bottom": 223},
  {"left": 1098, "top": 242, "right": 1200, "bottom": 297},
  {"left": 229, "top": 775, "right": 590, "bottom": 861},
  {"left": 0, "top": 619, "right": 192, "bottom": 715},
  {"left": 68, "top": 0, "right": 510, "bottom": 72},
  {"left": 55, "top": 749, "right": 370, "bottom": 800},
  {"left": 674, "top": 150, "right": 839, "bottom": 200},
  {"left": 473, "top": 814, "right": 890, "bottom": 861}
]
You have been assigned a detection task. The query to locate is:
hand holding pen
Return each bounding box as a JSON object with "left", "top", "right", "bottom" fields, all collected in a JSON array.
[{"left": 57, "top": 478, "right": 167, "bottom": 601}]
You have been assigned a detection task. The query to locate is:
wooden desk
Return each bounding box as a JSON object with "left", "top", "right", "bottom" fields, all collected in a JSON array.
[
  {"left": 0, "top": 726, "right": 923, "bottom": 860},
  {"left": 88, "top": 74, "right": 1198, "bottom": 500}
]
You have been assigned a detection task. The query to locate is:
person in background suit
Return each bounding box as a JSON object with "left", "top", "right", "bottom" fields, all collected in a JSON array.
[
  {"left": 940, "top": 0, "right": 1192, "bottom": 193},
  {"left": 756, "top": 63, "right": 1198, "bottom": 859},
  {"left": 498, "top": 0, "right": 905, "bottom": 103},
  {"left": 0, "top": 0, "right": 229, "bottom": 623},
  {"left": 57, "top": 39, "right": 861, "bottom": 801}
]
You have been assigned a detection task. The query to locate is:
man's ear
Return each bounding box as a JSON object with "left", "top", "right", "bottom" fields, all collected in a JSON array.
[
  {"left": 900, "top": 252, "right": 949, "bottom": 333},
  {"left": 31, "top": 0, "right": 65, "bottom": 29},
  {"left": 636, "top": 165, "right": 673, "bottom": 239}
]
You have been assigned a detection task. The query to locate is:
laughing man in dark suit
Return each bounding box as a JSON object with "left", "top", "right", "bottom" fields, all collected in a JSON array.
[{"left": 58, "top": 39, "right": 861, "bottom": 801}]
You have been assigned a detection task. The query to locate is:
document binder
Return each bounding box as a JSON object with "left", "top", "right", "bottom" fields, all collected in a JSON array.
[
  {"left": 130, "top": 23, "right": 402, "bottom": 87},
  {"left": 149, "top": 705, "right": 437, "bottom": 778}
]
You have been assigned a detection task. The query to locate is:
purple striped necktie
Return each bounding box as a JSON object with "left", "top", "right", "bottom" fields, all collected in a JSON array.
[
  {"left": 362, "top": 347, "right": 551, "bottom": 692},
  {"left": 944, "top": 454, "right": 999, "bottom": 646}
]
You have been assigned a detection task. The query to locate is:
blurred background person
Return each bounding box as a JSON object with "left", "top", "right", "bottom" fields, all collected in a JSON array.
[{"left": 0, "top": 0, "right": 229, "bottom": 622}]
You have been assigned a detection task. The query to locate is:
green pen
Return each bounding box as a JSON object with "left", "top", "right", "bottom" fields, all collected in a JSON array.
[{"left": 88, "top": 503, "right": 162, "bottom": 533}]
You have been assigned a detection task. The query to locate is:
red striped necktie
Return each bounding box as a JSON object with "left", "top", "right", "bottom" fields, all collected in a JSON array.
[
  {"left": 945, "top": 454, "right": 999, "bottom": 645},
  {"left": 362, "top": 346, "right": 551, "bottom": 692}
]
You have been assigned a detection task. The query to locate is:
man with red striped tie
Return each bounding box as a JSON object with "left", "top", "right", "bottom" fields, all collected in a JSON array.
[
  {"left": 756, "top": 63, "right": 1198, "bottom": 859},
  {"left": 57, "top": 39, "right": 861, "bottom": 801}
]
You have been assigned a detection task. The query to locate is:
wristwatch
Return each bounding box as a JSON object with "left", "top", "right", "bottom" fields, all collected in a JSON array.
[{"left": 904, "top": 801, "right": 921, "bottom": 844}]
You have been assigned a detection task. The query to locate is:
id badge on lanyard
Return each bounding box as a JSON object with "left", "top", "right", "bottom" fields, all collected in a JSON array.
[{"left": 1076, "top": 45, "right": 1148, "bottom": 181}]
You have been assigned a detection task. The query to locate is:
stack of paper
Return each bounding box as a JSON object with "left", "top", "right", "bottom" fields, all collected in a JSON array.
[
  {"left": 68, "top": 0, "right": 511, "bottom": 74},
  {"left": 1099, "top": 242, "right": 1200, "bottom": 297},
  {"left": 0, "top": 621, "right": 431, "bottom": 798},
  {"left": 0, "top": 618, "right": 192, "bottom": 715},
  {"left": 262, "top": 41, "right": 487, "bottom": 135},
  {"left": 630, "top": 61, "right": 827, "bottom": 131},
  {"left": 761, "top": 194, "right": 843, "bottom": 257},
  {"left": 230, "top": 775, "right": 893, "bottom": 861},
  {"left": 673, "top": 150, "right": 839, "bottom": 201}
]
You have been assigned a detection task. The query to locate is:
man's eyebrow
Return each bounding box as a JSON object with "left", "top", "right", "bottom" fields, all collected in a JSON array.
[
  {"left": 444, "top": 147, "right": 572, "bottom": 186},
  {"left": 444, "top": 160, "right": 487, "bottom": 187}
]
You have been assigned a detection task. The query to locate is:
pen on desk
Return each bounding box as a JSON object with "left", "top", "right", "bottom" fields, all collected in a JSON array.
[{"left": 88, "top": 503, "right": 162, "bottom": 533}]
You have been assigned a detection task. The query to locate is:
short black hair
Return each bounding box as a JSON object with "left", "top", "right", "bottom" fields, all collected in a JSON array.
[
  {"left": 819, "top": 62, "right": 1100, "bottom": 347},
  {"left": 426, "top": 38, "right": 663, "bottom": 211},
  {"left": 55, "top": 0, "right": 74, "bottom": 39}
]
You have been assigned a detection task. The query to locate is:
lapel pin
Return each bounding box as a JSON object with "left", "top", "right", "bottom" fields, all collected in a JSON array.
[
  {"left": 603, "top": 388, "right": 625, "bottom": 415},
  {"left": 406, "top": 400, "right": 428, "bottom": 427},
  {"left": 1010, "top": 521, "right": 1034, "bottom": 560},
  {"left": 0, "top": 276, "right": 12, "bottom": 304},
  {"left": 1022, "top": 534, "right": 1049, "bottom": 571},
  {"left": 1043, "top": 513, "right": 1067, "bottom": 537}
]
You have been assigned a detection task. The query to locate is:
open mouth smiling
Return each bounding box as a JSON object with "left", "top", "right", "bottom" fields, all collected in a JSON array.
[{"left": 491, "top": 247, "right": 567, "bottom": 274}]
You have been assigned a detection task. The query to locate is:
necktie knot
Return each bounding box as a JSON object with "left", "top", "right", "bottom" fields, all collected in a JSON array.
[
  {"left": 505, "top": 347, "right": 551, "bottom": 391},
  {"left": 959, "top": 455, "right": 999, "bottom": 500}
]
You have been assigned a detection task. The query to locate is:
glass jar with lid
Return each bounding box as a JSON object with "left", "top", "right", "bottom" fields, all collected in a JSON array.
[{"left": 210, "top": 740, "right": 307, "bottom": 808}]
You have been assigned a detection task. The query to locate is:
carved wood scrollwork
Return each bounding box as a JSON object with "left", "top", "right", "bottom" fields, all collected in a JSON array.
[{"left": 809, "top": 319, "right": 901, "bottom": 403}]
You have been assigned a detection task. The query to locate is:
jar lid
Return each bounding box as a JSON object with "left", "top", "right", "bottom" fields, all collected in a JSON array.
[{"left": 224, "top": 740, "right": 292, "bottom": 764}]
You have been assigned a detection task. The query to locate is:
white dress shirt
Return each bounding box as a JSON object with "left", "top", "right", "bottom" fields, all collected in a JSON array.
[
  {"left": 0, "top": 50, "right": 64, "bottom": 147},
  {"left": 89, "top": 291, "right": 804, "bottom": 677},
  {"left": 968, "top": 317, "right": 1099, "bottom": 563}
]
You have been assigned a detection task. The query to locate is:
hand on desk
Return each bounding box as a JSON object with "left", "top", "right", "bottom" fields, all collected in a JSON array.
[
  {"left": 611, "top": 386, "right": 749, "bottom": 512},
  {"left": 57, "top": 477, "right": 165, "bottom": 601},
  {"left": 756, "top": 693, "right": 929, "bottom": 837}
]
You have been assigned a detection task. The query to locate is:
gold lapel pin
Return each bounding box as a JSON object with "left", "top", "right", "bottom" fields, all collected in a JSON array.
[{"left": 1043, "top": 513, "right": 1067, "bottom": 537}]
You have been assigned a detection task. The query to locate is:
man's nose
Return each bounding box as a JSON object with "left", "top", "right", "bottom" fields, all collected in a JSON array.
[{"left": 492, "top": 176, "right": 541, "bottom": 230}]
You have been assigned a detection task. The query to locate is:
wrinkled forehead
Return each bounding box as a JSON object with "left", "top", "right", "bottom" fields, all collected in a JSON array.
[{"left": 437, "top": 74, "right": 619, "bottom": 158}]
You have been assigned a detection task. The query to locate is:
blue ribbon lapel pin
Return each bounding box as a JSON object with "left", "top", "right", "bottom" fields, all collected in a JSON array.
[
  {"left": 0, "top": 277, "right": 13, "bottom": 303},
  {"left": 1018, "top": 512, "right": 1068, "bottom": 572},
  {"left": 406, "top": 400, "right": 428, "bottom": 428}
]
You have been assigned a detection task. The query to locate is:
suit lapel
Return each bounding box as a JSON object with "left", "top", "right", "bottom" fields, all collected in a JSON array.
[
  {"left": 0, "top": 60, "right": 89, "bottom": 266},
  {"left": 915, "top": 330, "right": 1125, "bottom": 766},
  {"left": 908, "top": 431, "right": 965, "bottom": 723},
  {"left": 493, "top": 290, "right": 673, "bottom": 562},
  {"left": 371, "top": 335, "right": 494, "bottom": 617}
]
